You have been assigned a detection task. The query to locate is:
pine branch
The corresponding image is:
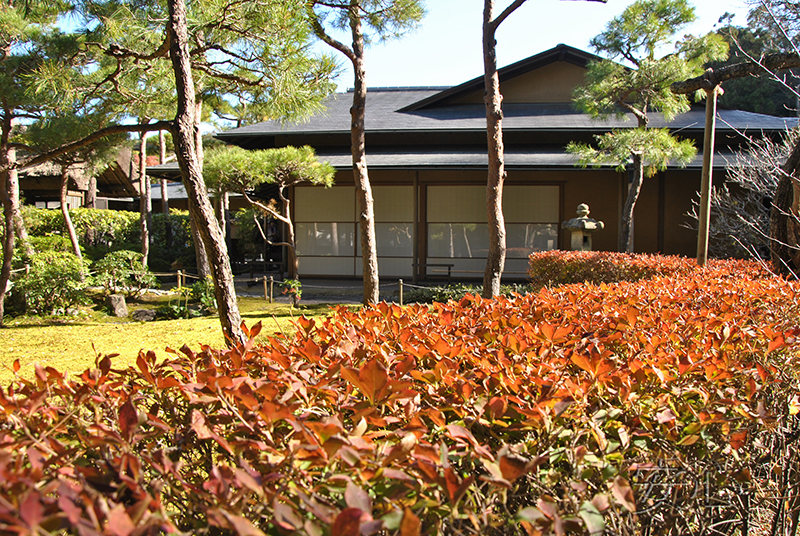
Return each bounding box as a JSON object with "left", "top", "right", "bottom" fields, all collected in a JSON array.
[
  {"left": 13, "top": 120, "right": 173, "bottom": 171},
  {"left": 671, "top": 52, "right": 800, "bottom": 94}
]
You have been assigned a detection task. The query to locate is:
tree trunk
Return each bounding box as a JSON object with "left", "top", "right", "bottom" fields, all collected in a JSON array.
[
  {"left": 60, "top": 168, "right": 82, "bottom": 261},
  {"left": 139, "top": 132, "right": 150, "bottom": 268},
  {"left": 214, "top": 191, "right": 228, "bottom": 241},
  {"left": 482, "top": 0, "right": 507, "bottom": 299},
  {"left": 620, "top": 153, "right": 644, "bottom": 253},
  {"left": 770, "top": 138, "right": 800, "bottom": 275},
  {"left": 189, "top": 212, "right": 211, "bottom": 277},
  {"left": 85, "top": 176, "right": 97, "bottom": 208},
  {"left": 166, "top": 0, "right": 244, "bottom": 346},
  {"left": 159, "top": 129, "right": 170, "bottom": 214},
  {"left": 283, "top": 198, "right": 299, "bottom": 280},
  {"left": 8, "top": 147, "right": 32, "bottom": 258},
  {"left": 349, "top": 15, "right": 380, "bottom": 305},
  {"left": 0, "top": 124, "right": 14, "bottom": 326}
]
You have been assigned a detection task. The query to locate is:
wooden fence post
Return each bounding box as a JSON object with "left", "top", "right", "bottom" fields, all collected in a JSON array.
[{"left": 399, "top": 279, "right": 403, "bottom": 306}]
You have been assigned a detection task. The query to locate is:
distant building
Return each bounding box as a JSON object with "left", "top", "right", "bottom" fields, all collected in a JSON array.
[
  {"left": 20, "top": 147, "right": 139, "bottom": 211},
  {"left": 158, "top": 44, "right": 797, "bottom": 280}
]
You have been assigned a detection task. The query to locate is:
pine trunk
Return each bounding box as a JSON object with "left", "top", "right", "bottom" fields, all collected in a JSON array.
[
  {"left": 167, "top": 0, "right": 244, "bottom": 346},
  {"left": 0, "top": 124, "right": 14, "bottom": 326},
  {"left": 620, "top": 153, "right": 644, "bottom": 253},
  {"left": 770, "top": 138, "right": 800, "bottom": 275},
  {"left": 8, "top": 147, "right": 32, "bottom": 257},
  {"left": 350, "top": 14, "right": 379, "bottom": 304},
  {"left": 139, "top": 133, "right": 150, "bottom": 267},
  {"left": 60, "top": 168, "right": 82, "bottom": 261},
  {"left": 482, "top": 0, "right": 506, "bottom": 299},
  {"left": 283, "top": 198, "right": 299, "bottom": 280}
]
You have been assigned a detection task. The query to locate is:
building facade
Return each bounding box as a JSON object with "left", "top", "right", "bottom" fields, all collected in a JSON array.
[{"left": 207, "top": 44, "right": 796, "bottom": 280}]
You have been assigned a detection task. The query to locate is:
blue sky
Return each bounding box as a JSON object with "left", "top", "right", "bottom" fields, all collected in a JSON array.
[{"left": 329, "top": 0, "right": 754, "bottom": 91}]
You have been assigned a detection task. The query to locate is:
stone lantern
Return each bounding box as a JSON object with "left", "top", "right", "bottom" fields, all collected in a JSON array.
[{"left": 562, "top": 203, "right": 604, "bottom": 251}]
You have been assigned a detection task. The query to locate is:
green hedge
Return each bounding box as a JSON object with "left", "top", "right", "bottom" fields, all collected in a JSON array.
[{"left": 20, "top": 207, "right": 194, "bottom": 270}]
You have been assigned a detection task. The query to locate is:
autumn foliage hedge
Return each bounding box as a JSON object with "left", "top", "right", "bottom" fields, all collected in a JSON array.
[
  {"left": 528, "top": 250, "right": 700, "bottom": 287},
  {"left": 1, "top": 258, "right": 799, "bottom": 535}
]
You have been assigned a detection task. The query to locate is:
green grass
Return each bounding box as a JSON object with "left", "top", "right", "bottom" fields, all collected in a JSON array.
[{"left": 1, "top": 294, "right": 353, "bottom": 384}]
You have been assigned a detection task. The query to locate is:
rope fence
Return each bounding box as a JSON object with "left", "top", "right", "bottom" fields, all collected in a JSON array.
[{"left": 13, "top": 264, "right": 493, "bottom": 306}]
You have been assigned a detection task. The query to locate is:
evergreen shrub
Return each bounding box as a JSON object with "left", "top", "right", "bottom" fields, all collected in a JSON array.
[
  {"left": 93, "top": 250, "right": 158, "bottom": 297},
  {"left": 12, "top": 251, "right": 89, "bottom": 315}
]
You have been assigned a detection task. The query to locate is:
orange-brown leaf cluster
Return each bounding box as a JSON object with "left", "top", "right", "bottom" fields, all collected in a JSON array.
[{"left": 0, "top": 258, "right": 797, "bottom": 535}]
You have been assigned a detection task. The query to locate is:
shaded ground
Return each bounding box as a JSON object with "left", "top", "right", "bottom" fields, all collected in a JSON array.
[{"left": 232, "top": 276, "right": 403, "bottom": 305}]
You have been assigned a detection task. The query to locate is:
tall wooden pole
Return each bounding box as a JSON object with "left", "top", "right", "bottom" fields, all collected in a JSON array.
[{"left": 696, "top": 85, "right": 721, "bottom": 266}]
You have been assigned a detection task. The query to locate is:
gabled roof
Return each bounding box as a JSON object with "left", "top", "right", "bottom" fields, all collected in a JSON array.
[
  {"left": 399, "top": 43, "right": 601, "bottom": 112},
  {"left": 214, "top": 44, "right": 797, "bottom": 153}
]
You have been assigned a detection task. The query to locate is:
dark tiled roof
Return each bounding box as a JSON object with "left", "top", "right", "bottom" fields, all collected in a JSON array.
[
  {"left": 216, "top": 89, "right": 796, "bottom": 141},
  {"left": 314, "top": 149, "right": 738, "bottom": 170}
]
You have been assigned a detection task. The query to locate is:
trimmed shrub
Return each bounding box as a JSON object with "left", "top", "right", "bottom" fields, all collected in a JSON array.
[
  {"left": 150, "top": 210, "right": 195, "bottom": 273},
  {"left": 93, "top": 250, "right": 158, "bottom": 297},
  {"left": 0, "top": 259, "right": 797, "bottom": 535},
  {"left": 190, "top": 274, "right": 217, "bottom": 311},
  {"left": 21, "top": 207, "right": 197, "bottom": 272},
  {"left": 12, "top": 251, "right": 89, "bottom": 315},
  {"left": 23, "top": 206, "right": 140, "bottom": 260},
  {"left": 530, "top": 250, "right": 705, "bottom": 287},
  {"left": 404, "top": 282, "right": 533, "bottom": 304}
]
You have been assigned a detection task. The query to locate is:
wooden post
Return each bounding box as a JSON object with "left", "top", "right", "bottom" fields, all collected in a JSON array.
[
  {"left": 177, "top": 270, "right": 183, "bottom": 290},
  {"left": 697, "top": 85, "right": 722, "bottom": 267},
  {"left": 399, "top": 279, "right": 403, "bottom": 306},
  {"left": 263, "top": 276, "right": 268, "bottom": 301},
  {"left": 269, "top": 276, "right": 274, "bottom": 304}
]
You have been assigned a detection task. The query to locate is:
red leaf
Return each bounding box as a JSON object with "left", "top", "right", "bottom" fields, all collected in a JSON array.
[
  {"left": 498, "top": 451, "right": 534, "bottom": 483},
  {"left": 445, "top": 424, "right": 478, "bottom": 447},
  {"left": 191, "top": 410, "right": 214, "bottom": 440},
  {"left": 272, "top": 502, "right": 303, "bottom": 531},
  {"left": 730, "top": 429, "right": 748, "bottom": 450},
  {"left": 399, "top": 508, "right": 421, "bottom": 536},
  {"left": 119, "top": 398, "right": 138, "bottom": 441},
  {"left": 299, "top": 339, "right": 322, "bottom": 363},
  {"left": 570, "top": 354, "right": 594, "bottom": 375},
  {"left": 106, "top": 504, "right": 135, "bottom": 536},
  {"left": 12, "top": 359, "right": 20, "bottom": 373},
  {"left": 99, "top": 354, "right": 112, "bottom": 376},
  {"left": 331, "top": 508, "right": 362, "bottom": 536},
  {"left": 345, "top": 481, "right": 371, "bottom": 513},
  {"left": 250, "top": 321, "right": 262, "bottom": 340},
  {"left": 359, "top": 360, "right": 388, "bottom": 403},
  {"left": 58, "top": 485, "right": 82, "bottom": 525},
  {"left": 191, "top": 410, "right": 232, "bottom": 454},
  {"left": 221, "top": 509, "right": 268, "bottom": 536},
  {"left": 444, "top": 467, "right": 462, "bottom": 503},
  {"left": 487, "top": 396, "right": 508, "bottom": 421},
  {"left": 20, "top": 491, "right": 42, "bottom": 529},
  {"left": 768, "top": 334, "right": 785, "bottom": 354},
  {"left": 444, "top": 468, "right": 474, "bottom": 504},
  {"left": 610, "top": 476, "right": 636, "bottom": 512},
  {"left": 136, "top": 352, "right": 154, "bottom": 384},
  {"left": 656, "top": 408, "right": 676, "bottom": 424}
]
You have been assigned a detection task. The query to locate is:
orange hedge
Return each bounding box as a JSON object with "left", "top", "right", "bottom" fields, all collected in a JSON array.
[{"left": 0, "top": 259, "right": 798, "bottom": 535}]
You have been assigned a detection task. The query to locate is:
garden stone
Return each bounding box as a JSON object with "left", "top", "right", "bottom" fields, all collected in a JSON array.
[
  {"left": 106, "top": 294, "right": 128, "bottom": 317},
  {"left": 132, "top": 309, "right": 157, "bottom": 322}
]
